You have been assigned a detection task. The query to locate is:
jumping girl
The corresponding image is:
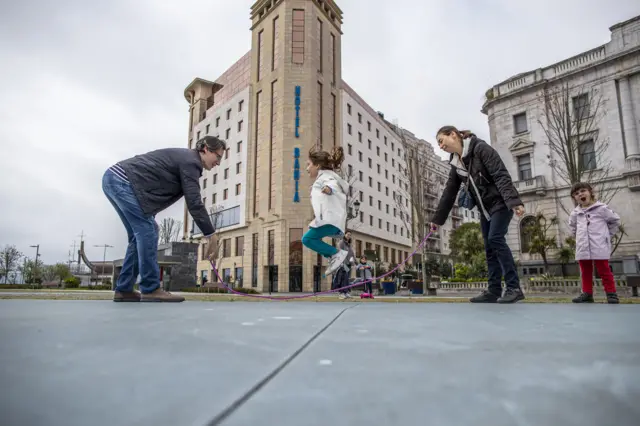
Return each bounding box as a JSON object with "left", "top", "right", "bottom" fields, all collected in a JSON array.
[
  {"left": 568, "top": 182, "right": 621, "bottom": 304},
  {"left": 301, "top": 146, "right": 350, "bottom": 276}
]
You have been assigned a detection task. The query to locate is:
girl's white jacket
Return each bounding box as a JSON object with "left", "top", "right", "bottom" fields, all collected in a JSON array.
[{"left": 309, "top": 169, "right": 349, "bottom": 236}]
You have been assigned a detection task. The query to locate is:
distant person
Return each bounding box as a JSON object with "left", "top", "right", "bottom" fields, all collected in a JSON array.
[
  {"left": 333, "top": 231, "right": 356, "bottom": 299},
  {"left": 356, "top": 255, "right": 374, "bottom": 295},
  {"left": 102, "top": 136, "right": 225, "bottom": 303},
  {"left": 301, "top": 146, "right": 350, "bottom": 276},
  {"left": 429, "top": 126, "right": 526, "bottom": 304},
  {"left": 569, "top": 182, "right": 621, "bottom": 304}
]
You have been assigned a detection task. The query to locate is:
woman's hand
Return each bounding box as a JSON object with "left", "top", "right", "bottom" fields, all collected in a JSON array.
[
  {"left": 321, "top": 186, "right": 332, "bottom": 195},
  {"left": 428, "top": 223, "right": 439, "bottom": 232},
  {"left": 513, "top": 205, "right": 525, "bottom": 217}
]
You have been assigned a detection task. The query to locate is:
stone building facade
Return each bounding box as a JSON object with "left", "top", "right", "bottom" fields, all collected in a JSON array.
[
  {"left": 183, "top": 0, "right": 475, "bottom": 292},
  {"left": 482, "top": 15, "right": 640, "bottom": 276}
]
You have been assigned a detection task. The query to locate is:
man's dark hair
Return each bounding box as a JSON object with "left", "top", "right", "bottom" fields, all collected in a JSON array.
[{"left": 195, "top": 135, "right": 226, "bottom": 153}]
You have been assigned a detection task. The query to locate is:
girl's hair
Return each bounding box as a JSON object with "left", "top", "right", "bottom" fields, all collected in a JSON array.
[
  {"left": 436, "top": 125, "right": 474, "bottom": 140},
  {"left": 309, "top": 146, "right": 345, "bottom": 171},
  {"left": 195, "top": 135, "right": 227, "bottom": 153},
  {"left": 571, "top": 182, "right": 595, "bottom": 199}
]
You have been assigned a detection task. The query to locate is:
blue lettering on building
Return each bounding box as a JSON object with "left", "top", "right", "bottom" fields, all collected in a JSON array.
[
  {"left": 293, "top": 147, "right": 300, "bottom": 203},
  {"left": 295, "top": 85, "right": 301, "bottom": 138}
]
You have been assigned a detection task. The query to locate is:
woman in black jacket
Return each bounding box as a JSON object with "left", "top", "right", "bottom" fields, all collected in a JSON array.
[{"left": 429, "top": 126, "right": 526, "bottom": 304}]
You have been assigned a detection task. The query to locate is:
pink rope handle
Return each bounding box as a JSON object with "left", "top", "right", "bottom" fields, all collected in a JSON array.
[{"left": 208, "top": 230, "right": 433, "bottom": 300}]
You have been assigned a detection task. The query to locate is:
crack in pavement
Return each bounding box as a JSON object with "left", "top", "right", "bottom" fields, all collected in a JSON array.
[{"left": 203, "top": 304, "right": 358, "bottom": 426}]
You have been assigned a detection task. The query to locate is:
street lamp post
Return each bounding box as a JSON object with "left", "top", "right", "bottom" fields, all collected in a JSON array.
[
  {"left": 94, "top": 244, "right": 113, "bottom": 282},
  {"left": 30, "top": 244, "right": 40, "bottom": 284},
  {"left": 347, "top": 199, "right": 361, "bottom": 220}
]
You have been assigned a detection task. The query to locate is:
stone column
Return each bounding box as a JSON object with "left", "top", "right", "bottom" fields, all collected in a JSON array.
[{"left": 619, "top": 76, "right": 640, "bottom": 168}]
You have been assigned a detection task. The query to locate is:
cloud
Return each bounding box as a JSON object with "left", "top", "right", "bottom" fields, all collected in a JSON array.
[{"left": 1, "top": 0, "right": 638, "bottom": 264}]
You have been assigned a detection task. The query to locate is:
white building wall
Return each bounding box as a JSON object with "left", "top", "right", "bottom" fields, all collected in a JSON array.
[
  {"left": 341, "top": 88, "right": 413, "bottom": 248},
  {"left": 189, "top": 87, "right": 250, "bottom": 236},
  {"left": 483, "top": 15, "right": 640, "bottom": 264}
]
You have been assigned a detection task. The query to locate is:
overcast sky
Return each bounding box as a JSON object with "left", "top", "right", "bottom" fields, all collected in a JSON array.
[{"left": 1, "top": 0, "right": 638, "bottom": 265}]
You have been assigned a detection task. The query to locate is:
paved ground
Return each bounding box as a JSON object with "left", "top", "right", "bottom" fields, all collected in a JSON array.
[{"left": 0, "top": 300, "right": 639, "bottom": 426}]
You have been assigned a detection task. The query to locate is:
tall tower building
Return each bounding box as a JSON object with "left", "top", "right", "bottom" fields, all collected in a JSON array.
[{"left": 246, "top": 0, "right": 343, "bottom": 292}]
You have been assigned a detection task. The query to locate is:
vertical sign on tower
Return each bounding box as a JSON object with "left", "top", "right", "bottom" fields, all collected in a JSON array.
[
  {"left": 293, "top": 147, "right": 300, "bottom": 202},
  {"left": 294, "top": 85, "right": 301, "bottom": 138}
]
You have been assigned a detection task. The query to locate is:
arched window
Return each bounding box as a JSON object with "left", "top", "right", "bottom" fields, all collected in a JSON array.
[{"left": 520, "top": 216, "right": 537, "bottom": 253}]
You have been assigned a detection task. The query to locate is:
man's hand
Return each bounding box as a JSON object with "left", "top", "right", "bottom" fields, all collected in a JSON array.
[
  {"left": 205, "top": 234, "right": 219, "bottom": 262},
  {"left": 513, "top": 205, "right": 525, "bottom": 217},
  {"left": 429, "top": 223, "right": 439, "bottom": 232},
  {"left": 321, "top": 186, "right": 332, "bottom": 195}
]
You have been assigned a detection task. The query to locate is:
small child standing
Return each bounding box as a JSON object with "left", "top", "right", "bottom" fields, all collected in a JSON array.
[
  {"left": 568, "top": 182, "right": 621, "bottom": 304},
  {"left": 301, "top": 146, "right": 350, "bottom": 276}
]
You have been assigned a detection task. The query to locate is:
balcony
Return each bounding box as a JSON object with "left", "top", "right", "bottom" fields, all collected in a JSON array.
[
  {"left": 514, "top": 175, "right": 547, "bottom": 196},
  {"left": 452, "top": 208, "right": 462, "bottom": 218}
]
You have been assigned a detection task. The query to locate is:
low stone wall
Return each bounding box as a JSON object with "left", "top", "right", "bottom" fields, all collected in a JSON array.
[{"left": 439, "top": 278, "right": 630, "bottom": 295}]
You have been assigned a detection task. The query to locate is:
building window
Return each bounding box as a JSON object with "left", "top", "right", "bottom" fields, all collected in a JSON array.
[
  {"left": 348, "top": 144, "right": 352, "bottom": 155},
  {"left": 216, "top": 117, "right": 220, "bottom": 128},
  {"left": 223, "top": 189, "right": 228, "bottom": 200},
  {"left": 226, "top": 128, "right": 230, "bottom": 139},
  {"left": 257, "top": 29, "right": 264, "bottom": 80},
  {"left": 236, "top": 183, "right": 241, "bottom": 195},
  {"left": 358, "top": 113, "right": 362, "bottom": 123},
  {"left": 347, "top": 123, "right": 352, "bottom": 135},
  {"left": 573, "top": 93, "right": 590, "bottom": 123},
  {"left": 520, "top": 216, "right": 536, "bottom": 253},
  {"left": 205, "top": 124, "right": 210, "bottom": 134},
  {"left": 252, "top": 233, "right": 258, "bottom": 287},
  {"left": 579, "top": 139, "right": 596, "bottom": 170},
  {"left": 359, "top": 151, "right": 363, "bottom": 162},
  {"left": 368, "top": 158, "right": 372, "bottom": 168},
  {"left": 224, "top": 168, "right": 229, "bottom": 179},
  {"left": 317, "top": 18, "right": 323, "bottom": 72},
  {"left": 317, "top": 81, "right": 322, "bottom": 149},
  {"left": 348, "top": 164, "right": 353, "bottom": 176},
  {"left": 222, "top": 239, "right": 231, "bottom": 257},
  {"left": 239, "top": 100, "right": 244, "bottom": 112},
  {"left": 517, "top": 154, "right": 532, "bottom": 181},
  {"left": 235, "top": 236, "right": 244, "bottom": 256},
  {"left": 272, "top": 16, "right": 280, "bottom": 71},
  {"left": 513, "top": 112, "right": 527, "bottom": 134},
  {"left": 358, "top": 132, "right": 362, "bottom": 142},
  {"left": 237, "top": 141, "right": 242, "bottom": 152},
  {"left": 238, "top": 120, "right": 243, "bottom": 132},
  {"left": 359, "top": 171, "right": 363, "bottom": 181},
  {"left": 292, "top": 10, "right": 305, "bottom": 64},
  {"left": 369, "top": 196, "right": 373, "bottom": 206},
  {"left": 226, "top": 109, "right": 231, "bottom": 120},
  {"left": 347, "top": 103, "right": 352, "bottom": 115}
]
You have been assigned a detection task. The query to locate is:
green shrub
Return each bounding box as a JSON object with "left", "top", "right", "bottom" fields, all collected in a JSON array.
[{"left": 63, "top": 276, "right": 81, "bottom": 288}]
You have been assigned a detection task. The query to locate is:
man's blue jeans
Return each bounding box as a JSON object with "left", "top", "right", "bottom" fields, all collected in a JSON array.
[
  {"left": 102, "top": 169, "right": 160, "bottom": 294},
  {"left": 480, "top": 207, "right": 520, "bottom": 294}
]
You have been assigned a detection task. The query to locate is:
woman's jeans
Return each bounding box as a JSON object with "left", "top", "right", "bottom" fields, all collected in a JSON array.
[
  {"left": 302, "top": 225, "right": 341, "bottom": 258},
  {"left": 102, "top": 169, "right": 160, "bottom": 294},
  {"left": 480, "top": 208, "right": 520, "bottom": 294}
]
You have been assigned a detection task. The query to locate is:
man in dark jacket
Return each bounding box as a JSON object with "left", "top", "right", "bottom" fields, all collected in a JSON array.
[
  {"left": 430, "top": 126, "right": 525, "bottom": 304},
  {"left": 102, "top": 136, "right": 225, "bottom": 302}
]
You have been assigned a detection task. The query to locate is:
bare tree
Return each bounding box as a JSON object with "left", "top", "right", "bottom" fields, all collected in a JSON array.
[
  {"left": 339, "top": 166, "right": 361, "bottom": 231},
  {"left": 0, "top": 245, "right": 23, "bottom": 284},
  {"left": 391, "top": 126, "right": 432, "bottom": 294},
  {"left": 539, "top": 81, "right": 619, "bottom": 214},
  {"left": 159, "top": 217, "right": 182, "bottom": 244}
]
